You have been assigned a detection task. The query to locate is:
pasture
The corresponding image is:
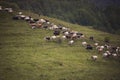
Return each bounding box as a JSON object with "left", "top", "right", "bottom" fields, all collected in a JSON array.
[{"left": 0, "top": 11, "right": 120, "bottom": 80}]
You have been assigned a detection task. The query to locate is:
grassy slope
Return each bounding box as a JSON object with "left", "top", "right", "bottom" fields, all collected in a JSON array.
[{"left": 0, "top": 11, "right": 120, "bottom": 80}]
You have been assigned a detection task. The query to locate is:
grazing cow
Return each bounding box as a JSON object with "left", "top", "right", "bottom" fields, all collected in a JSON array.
[
  {"left": 103, "top": 51, "right": 111, "bottom": 58},
  {"left": 64, "top": 31, "right": 69, "bottom": 36},
  {"left": 36, "top": 23, "right": 42, "bottom": 28},
  {"left": 91, "top": 55, "right": 98, "bottom": 61},
  {"left": 94, "top": 43, "right": 98, "bottom": 46},
  {"left": 66, "top": 35, "right": 71, "bottom": 39},
  {"left": 62, "top": 36, "right": 66, "bottom": 40},
  {"left": 100, "top": 46, "right": 105, "bottom": 49},
  {"left": 53, "top": 29, "right": 60, "bottom": 36},
  {"left": 62, "top": 27, "right": 68, "bottom": 31},
  {"left": 96, "top": 46, "right": 104, "bottom": 53},
  {"left": 51, "top": 35, "right": 57, "bottom": 41},
  {"left": 12, "top": 15, "right": 20, "bottom": 20},
  {"left": 0, "top": 6, "right": 2, "bottom": 10},
  {"left": 4, "top": 8, "right": 13, "bottom": 12},
  {"left": 98, "top": 48, "right": 103, "bottom": 53},
  {"left": 112, "top": 53, "right": 117, "bottom": 57},
  {"left": 89, "top": 36, "right": 94, "bottom": 41},
  {"left": 9, "top": 8, "right": 13, "bottom": 12},
  {"left": 25, "top": 16, "right": 31, "bottom": 21},
  {"left": 20, "top": 15, "right": 26, "bottom": 20},
  {"left": 42, "top": 25, "right": 48, "bottom": 29},
  {"left": 76, "top": 32, "right": 83, "bottom": 38},
  {"left": 110, "top": 46, "right": 117, "bottom": 53},
  {"left": 72, "top": 32, "right": 78, "bottom": 39},
  {"left": 52, "top": 25, "right": 58, "bottom": 30},
  {"left": 68, "top": 40, "right": 74, "bottom": 45},
  {"left": 116, "top": 47, "right": 120, "bottom": 54},
  {"left": 76, "top": 33, "right": 83, "bottom": 36},
  {"left": 44, "top": 36, "right": 51, "bottom": 41},
  {"left": 44, "top": 19, "right": 49, "bottom": 22},
  {"left": 86, "top": 44, "right": 93, "bottom": 50},
  {"left": 106, "top": 51, "right": 111, "bottom": 56},
  {"left": 47, "top": 22, "right": 50, "bottom": 24},
  {"left": 81, "top": 34, "right": 85, "bottom": 38},
  {"left": 33, "top": 19, "right": 39, "bottom": 22},
  {"left": 58, "top": 25, "right": 63, "bottom": 30},
  {"left": 40, "top": 19, "right": 46, "bottom": 23},
  {"left": 82, "top": 41, "right": 87, "bottom": 46},
  {"left": 31, "top": 26, "right": 36, "bottom": 29},
  {"left": 103, "top": 52, "right": 109, "bottom": 58},
  {"left": 30, "top": 22, "right": 36, "bottom": 27},
  {"left": 104, "top": 44, "right": 111, "bottom": 49},
  {"left": 29, "top": 20, "right": 36, "bottom": 24},
  {"left": 18, "top": 12, "right": 22, "bottom": 15}
]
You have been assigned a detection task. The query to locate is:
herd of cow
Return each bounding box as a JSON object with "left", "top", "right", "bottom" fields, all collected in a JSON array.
[{"left": 1, "top": 6, "right": 120, "bottom": 61}]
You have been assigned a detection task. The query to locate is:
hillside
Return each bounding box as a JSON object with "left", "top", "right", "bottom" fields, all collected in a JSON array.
[
  {"left": 3, "top": 0, "right": 120, "bottom": 34},
  {"left": 0, "top": 5, "right": 120, "bottom": 80}
]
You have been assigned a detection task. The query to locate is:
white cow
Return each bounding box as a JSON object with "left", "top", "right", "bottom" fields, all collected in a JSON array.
[{"left": 91, "top": 55, "right": 98, "bottom": 61}]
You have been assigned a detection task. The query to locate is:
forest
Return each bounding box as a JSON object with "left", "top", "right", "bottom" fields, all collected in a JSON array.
[{"left": 1, "top": 0, "right": 120, "bottom": 34}]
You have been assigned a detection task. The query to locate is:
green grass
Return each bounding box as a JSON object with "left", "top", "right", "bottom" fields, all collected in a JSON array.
[{"left": 0, "top": 11, "right": 120, "bottom": 80}]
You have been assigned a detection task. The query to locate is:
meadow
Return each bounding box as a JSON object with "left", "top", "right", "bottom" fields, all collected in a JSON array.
[{"left": 0, "top": 11, "right": 120, "bottom": 80}]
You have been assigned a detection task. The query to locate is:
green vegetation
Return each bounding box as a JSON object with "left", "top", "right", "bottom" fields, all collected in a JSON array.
[
  {"left": 4, "top": 0, "right": 120, "bottom": 34},
  {"left": 0, "top": 1, "right": 19, "bottom": 10},
  {"left": 0, "top": 7, "right": 120, "bottom": 80}
]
